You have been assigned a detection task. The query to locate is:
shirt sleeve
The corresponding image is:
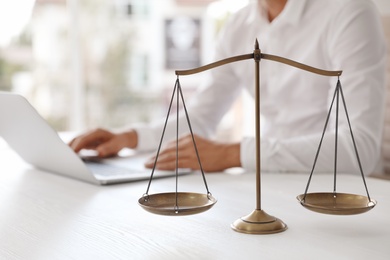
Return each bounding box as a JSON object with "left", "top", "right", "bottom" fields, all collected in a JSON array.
[
  {"left": 133, "top": 14, "right": 244, "bottom": 153},
  {"left": 241, "top": 1, "right": 387, "bottom": 175}
]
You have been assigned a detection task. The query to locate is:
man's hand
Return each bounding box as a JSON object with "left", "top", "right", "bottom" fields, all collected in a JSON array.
[
  {"left": 145, "top": 134, "right": 241, "bottom": 172},
  {"left": 69, "top": 128, "right": 138, "bottom": 157}
]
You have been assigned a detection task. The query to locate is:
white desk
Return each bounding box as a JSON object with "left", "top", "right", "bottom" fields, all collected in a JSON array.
[{"left": 1, "top": 145, "right": 390, "bottom": 260}]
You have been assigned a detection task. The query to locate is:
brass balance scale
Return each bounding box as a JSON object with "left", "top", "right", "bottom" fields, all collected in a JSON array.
[{"left": 138, "top": 40, "right": 377, "bottom": 234}]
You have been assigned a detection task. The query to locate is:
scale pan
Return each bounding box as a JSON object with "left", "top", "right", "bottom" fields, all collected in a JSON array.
[
  {"left": 138, "top": 192, "right": 217, "bottom": 216},
  {"left": 297, "top": 192, "right": 376, "bottom": 215}
]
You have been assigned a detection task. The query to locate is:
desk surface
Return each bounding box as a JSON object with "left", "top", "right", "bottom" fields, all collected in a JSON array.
[{"left": 1, "top": 145, "right": 390, "bottom": 260}]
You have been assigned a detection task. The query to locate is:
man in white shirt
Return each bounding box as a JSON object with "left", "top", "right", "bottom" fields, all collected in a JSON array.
[{"left": 70, "top": 0, "right": 387, "bottom": 175}]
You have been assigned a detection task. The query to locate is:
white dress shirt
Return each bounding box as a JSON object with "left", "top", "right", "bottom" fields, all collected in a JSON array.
[{"left": 134, "top": 0, "right": 387, "bottom": 175}]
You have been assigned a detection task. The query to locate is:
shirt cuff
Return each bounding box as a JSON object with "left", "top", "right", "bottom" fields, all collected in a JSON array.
[
  {"left": 240, "top": 136, "right": 256, "bottom": 172},
  {"left": 131, "top": 124, "right": 160, "bottom": 152},
  {"left": 240, "top": 136, "right": 274, "bottom": 172}
]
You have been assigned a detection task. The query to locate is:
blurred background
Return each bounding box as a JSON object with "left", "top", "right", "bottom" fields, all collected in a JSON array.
[
  {"left": 0, "top": 0, "right": 250, "bottom": 141},
  {"left": 0, "top": 0, "right": 389, "bottom": 143}
]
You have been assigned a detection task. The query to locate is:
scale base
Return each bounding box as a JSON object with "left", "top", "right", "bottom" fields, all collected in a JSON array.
[{"left": 231, "top": 209, "right": 287, "bottom": 234}]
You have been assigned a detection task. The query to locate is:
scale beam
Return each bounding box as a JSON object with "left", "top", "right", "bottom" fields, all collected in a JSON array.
[
  {"left": 175, "top": 54, "right": 254, "bottom": 76},
  {"left": 176, "top": 52, "right": 342, "bottom": 78}
]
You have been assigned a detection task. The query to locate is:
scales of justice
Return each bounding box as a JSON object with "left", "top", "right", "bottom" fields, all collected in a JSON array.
[{"left": 138, "top": 39, "right": 377, "bottom": 234}]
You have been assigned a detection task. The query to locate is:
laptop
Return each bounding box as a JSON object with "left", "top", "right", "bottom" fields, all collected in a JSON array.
[{"left": 0, "top": 92, "right": 187, "bottom": 185}]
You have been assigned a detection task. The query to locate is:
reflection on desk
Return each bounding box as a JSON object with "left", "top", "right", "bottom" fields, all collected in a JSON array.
[{"left": 0, "top": 147, "right": 389, "bottom": 260}]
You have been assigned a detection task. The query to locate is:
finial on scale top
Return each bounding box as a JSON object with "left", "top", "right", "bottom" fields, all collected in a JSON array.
[{"left": 254, "top": 39, "right": 261, "bottom": 61}]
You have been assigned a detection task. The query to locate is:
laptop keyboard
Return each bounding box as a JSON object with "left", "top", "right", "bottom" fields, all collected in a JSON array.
[
  {"left": 82, "top": 156, "right": 190, "bottom": 182},
  {"left": 85, "top": 162, "right": 143, "bottom": 177}
]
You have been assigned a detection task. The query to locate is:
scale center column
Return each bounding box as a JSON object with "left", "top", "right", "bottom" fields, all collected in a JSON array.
[{"left": 230, "top": 40, "right": 287, "bottom": 234}]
